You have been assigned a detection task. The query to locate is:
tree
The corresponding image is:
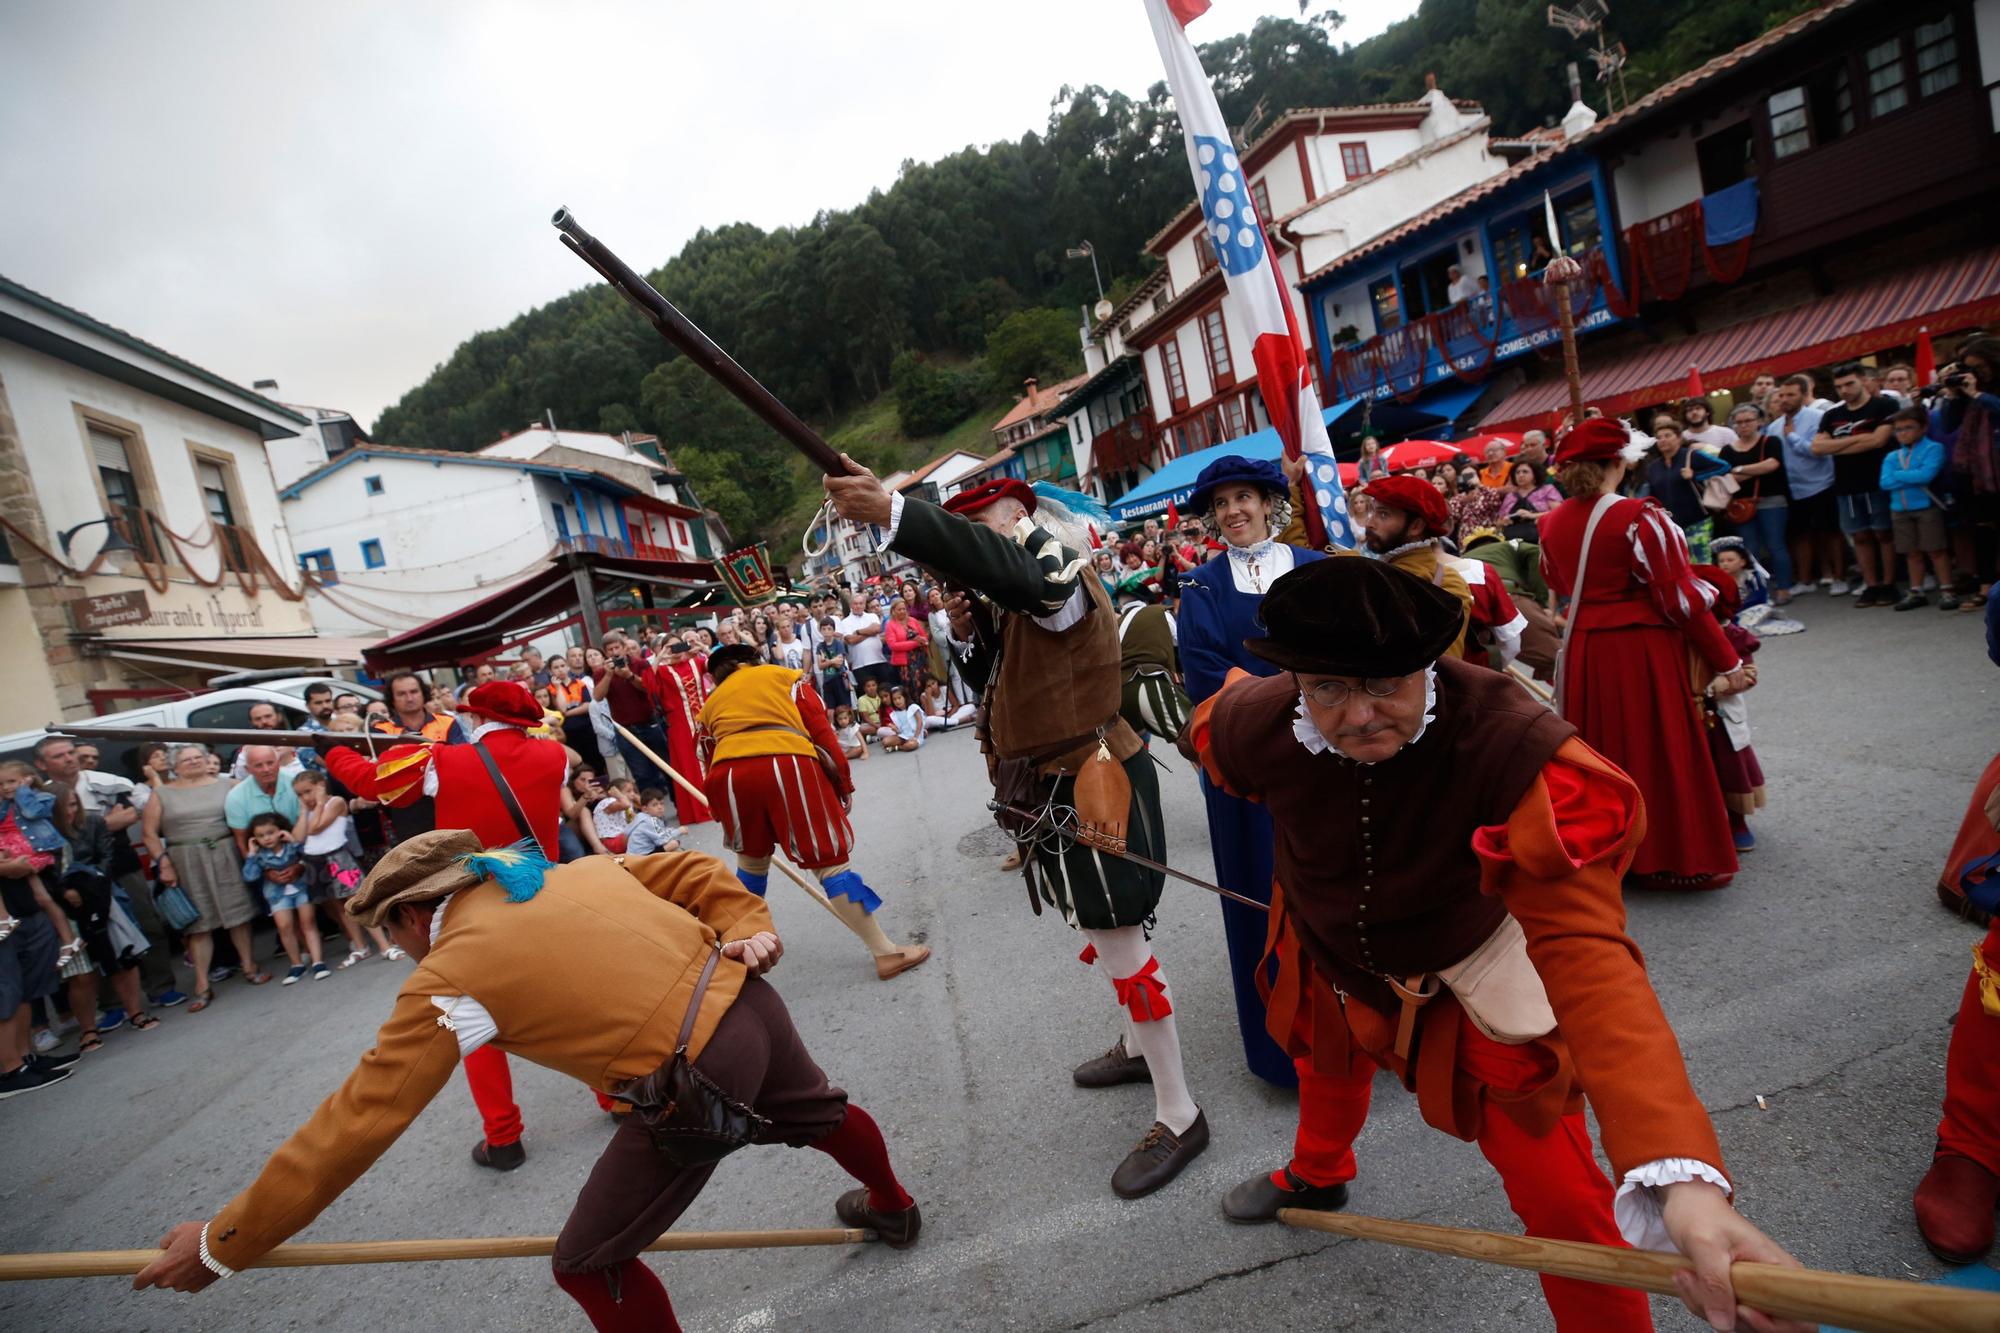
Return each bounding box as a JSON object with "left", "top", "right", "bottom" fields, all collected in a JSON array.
[
  {"left": 890, "top": 352, "right": 983, "bottom": 439},
  {"left": 984, "top": 308, "right": 1083, "bottom": 391},
  {"left": 639, "top": 359, "right": 798, "bottom": 534}
]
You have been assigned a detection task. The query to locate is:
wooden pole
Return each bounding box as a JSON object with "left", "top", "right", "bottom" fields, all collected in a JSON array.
[
  {"left": 1277, "top": 1210, "right": 2000, "bottom": 1333},
  {"left": 0, "top": 1227, "right": 872, "bottom": 1283},
  {"left": 608, "top": 720, "right": 845, "bottom": 919}
]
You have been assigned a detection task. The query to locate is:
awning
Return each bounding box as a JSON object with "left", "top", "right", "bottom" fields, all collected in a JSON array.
[
  {"left": 1111, "top": 433, "right": 1287, "bottom": 521},
  {"left": 1480, "top": 247, "right": 2000, "bottom": 431},
  {"left": 100, "top": 635, "right": 376, "bottom": 665}
]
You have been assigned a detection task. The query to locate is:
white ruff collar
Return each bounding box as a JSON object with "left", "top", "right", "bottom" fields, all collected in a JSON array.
[
  {"left": 1292, "top": 666, "right": 1440, "bottom": 763},
  {"left": 1225, "top": 536, "right": 1279, "bottom": 565},
  {"left": 1365, "top": 538, "right": 1435, "bottom": 564}
]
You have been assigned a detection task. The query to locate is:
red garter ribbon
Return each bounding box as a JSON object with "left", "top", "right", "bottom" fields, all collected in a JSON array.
[
  {"left": 1078, "top": 943, "right": 1098, "bottom": 966},
  {"left": 1112, "top": 957, "right": 1172, "bottom": 1023}
]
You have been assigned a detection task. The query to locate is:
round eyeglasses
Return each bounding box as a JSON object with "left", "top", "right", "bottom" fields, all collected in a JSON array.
[{"left": 1300, "top": 675, "right": 1408, "bottom": 709}]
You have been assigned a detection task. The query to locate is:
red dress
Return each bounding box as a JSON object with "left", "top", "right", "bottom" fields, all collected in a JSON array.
[
  {"left": 656, "top": 657, "right": 713, "bottom": 825},
  {"left": 1539, "top": 495, "right": 1741, "bottom": 886}
]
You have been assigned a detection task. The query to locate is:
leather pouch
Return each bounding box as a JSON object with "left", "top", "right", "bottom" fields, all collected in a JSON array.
[
  {"left": 611, "top": 946, "right": 770, "bottom": 1167},
  {"left": 1435, "top": 914, "right": 1557, "bottom": 1045}
]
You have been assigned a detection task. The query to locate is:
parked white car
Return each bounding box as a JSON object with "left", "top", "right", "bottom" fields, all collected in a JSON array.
[{"left": 0, "top": 676, "right": 384, "bottom": 779}]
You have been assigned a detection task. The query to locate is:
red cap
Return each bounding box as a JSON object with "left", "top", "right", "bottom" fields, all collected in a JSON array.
[
  {"left": 1552, "top": 416, "right": 1632, "bottom": 465},
  {"left": 942, "top": 478, "right": 1036, "bottom": 517},
  {"left": 1362, "top": 475, "right": 1450, "bottom": 536},
  {"left": 462, "top": 681, "right": 544, "bottom": 729}
]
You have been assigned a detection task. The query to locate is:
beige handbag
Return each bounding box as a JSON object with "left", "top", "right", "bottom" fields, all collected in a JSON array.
[{"left": 1435, "top": 914, "right": 1557, "bottom": 1045}]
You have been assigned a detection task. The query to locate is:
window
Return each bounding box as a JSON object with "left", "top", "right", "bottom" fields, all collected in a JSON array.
[
  {"left": 1865, "top": 38, "right": 1908, "bottom": 117},
  {"left": 1697, "top": 121, "right": 1756, "bottom": 192},
  {"left": 1218, "top": 395, "right": 1247, "bottom": 442},
  {"left": 1197, "top": 235, "right": 1218, "bottom": 274},
  {"left": 1161, "top": 338, "right": 1188, "bottom": 408},
  {"left": 1250, "top": 179, "right": 1272, "bottom": 222},
  {"left": 1338, "top": 142, "right": 1372, "bottom": 179},
  {"left": 1766, "top": 60, "right": 1853, "bottom": 159},
  {"left": 1557, "top": 191, "right": 1601, "bottom": 255},
  {"left": 364, "top": 474, "right": 384, "bottom": 496},
  {"left": 1915, "top": 16, "right": 1959, "bottom": 97},
  {"left": 197, "top": 460, "right": 236, "bottom": 528},
  {"left": 187, "top": 698, "right": 305, "bottom": 769},
  {"left": 91, "top": 427, "right": 144, "bottom": 535},
  {"left": 1370, "top": 278, "right": 1402, "bottom": 333},
  {"left": 1200, "top": 307, "right": 1233, "bottom": 385},
  {"left": 360, "top": 538, "right": 385, "bottom": 569},
  {"left": 299, "top": 549, "right": 338, "bottom": 585},
  {"left": 1767, "top": 87, "right": 1810, "bottom": 157}
]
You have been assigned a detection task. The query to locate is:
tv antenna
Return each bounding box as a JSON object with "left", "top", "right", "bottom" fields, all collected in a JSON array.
[{"left": 1547, "top": 1, "right": 1628, "bottom": 111}]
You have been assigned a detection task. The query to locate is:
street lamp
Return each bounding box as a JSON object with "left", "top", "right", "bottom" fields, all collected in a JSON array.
[
  {"left": 1064, "top": 241, "right": 1112, "bottom": 322},
  {"left": 57, "top": 516, "right": 139, "bottom": 560}
]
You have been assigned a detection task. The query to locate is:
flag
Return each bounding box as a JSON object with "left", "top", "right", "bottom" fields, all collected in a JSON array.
[
  {"left": 1165, "top": 499, "right": 1181, "bottom": 529},
  {"left": 1686, "top": 365, "right": 1704, "bottom": 400},
  {"left": 1144, "top": 0, "right": 1353, "bottom": 551},
  {"left": 1916, "top": 326, "right": 1936, "bottom": 385}
]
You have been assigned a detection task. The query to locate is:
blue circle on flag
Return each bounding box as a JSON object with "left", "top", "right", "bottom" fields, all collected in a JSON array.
[{"left": 1196, "top": 136, "right": 1264, "bottom": 277}]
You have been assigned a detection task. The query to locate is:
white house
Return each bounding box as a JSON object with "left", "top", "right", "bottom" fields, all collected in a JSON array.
[
  {"left": 280, "top": 443, "right": 710, "bottom": 642},
  {"left": 0, "top": 274, "right": 333, "bottom": 731}
]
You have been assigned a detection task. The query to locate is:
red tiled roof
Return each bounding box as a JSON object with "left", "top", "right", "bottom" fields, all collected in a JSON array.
[
  {"left": 1481, "top": 245, "right": 2000, "bottom": 430},
  {"left": 1299, "top": 0, "right": 1866, "bottom": 288},
  {"left": 990, "top": 372, "right": 1088, "bottom": 432},
  {"left": 1271, "top": 121, "right": 1493, "bottom": 230}
]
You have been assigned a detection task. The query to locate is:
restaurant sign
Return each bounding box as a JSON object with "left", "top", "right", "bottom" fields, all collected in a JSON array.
[{"left": 74, "top": 574, "right": 315, "bottom": 640}]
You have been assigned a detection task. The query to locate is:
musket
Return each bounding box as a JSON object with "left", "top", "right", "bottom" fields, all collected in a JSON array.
[
  {"left": 987, "top": 799, "right": 1270, "bottom": 912},
  {"left": 551, "top": 209, "right": 846, "bottom": 476},
  {"left": 42, "top": 724, "right": 426, "bottom": 749}
]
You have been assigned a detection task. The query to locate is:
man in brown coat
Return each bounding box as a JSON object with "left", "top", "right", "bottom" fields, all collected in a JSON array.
[{"left": 132, "top": 830, "right": 921, "bottom": 1332}]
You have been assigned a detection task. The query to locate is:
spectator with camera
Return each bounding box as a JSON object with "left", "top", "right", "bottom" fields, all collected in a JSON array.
[
  {"left": 1931, "top": 336, "right": 2000, "bottom": 609},
  {"left": 592, "top": 630, "right": 672, "bottom": 792}
]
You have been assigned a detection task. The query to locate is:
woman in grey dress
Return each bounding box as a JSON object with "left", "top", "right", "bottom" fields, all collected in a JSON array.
[{"left": 141, "top": 745, "right": 270, "bottom": 1010}]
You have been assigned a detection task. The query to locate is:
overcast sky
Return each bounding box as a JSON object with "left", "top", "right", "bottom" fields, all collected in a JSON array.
[{"left": 0, "top": 1, "right": 1416, "bottom": 430}]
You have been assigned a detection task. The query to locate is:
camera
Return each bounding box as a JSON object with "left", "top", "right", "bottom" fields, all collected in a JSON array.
[{"left": 611, "top": 655, "right": 628, "bottom": 670}]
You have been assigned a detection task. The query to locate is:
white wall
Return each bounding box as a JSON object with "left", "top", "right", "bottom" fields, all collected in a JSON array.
[
  {"left": 264, "top": 411, "right": 334, "bottom": 488},
  {"left": 1291, "top": 128, "right": 1506, "bottom": 279},
  {"left": 1318, "top": 277, "right": 1380, "bottom": 344},
  {"left": 1610, "top": 131, "right": 1703, "bottom": 227},
  {"left": 0, "top": 339, "right": 294, "bottom": 575},
  {"left": 284, "top": 457, "right": 555, "bottom": 636}
]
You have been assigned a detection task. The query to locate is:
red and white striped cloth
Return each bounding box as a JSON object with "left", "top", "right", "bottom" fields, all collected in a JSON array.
[{"left": 707, "top": 752, "right": 854, "bottom": 869}]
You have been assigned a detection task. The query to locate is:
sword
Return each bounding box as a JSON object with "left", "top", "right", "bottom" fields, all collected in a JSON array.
[{"left": 987, "top": 800, "right": 1271, "bottom": 912}]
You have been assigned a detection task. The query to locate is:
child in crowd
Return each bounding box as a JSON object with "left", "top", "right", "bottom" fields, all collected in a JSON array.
[
  {"left": 1695, "top": 567, "right": 1768, "bottom": 853},
  {"left": 919, "top": 675, "right": 976, "bottom": 731},
  {"left": 240, "top": 812, "right": 327, "bottom": 984},
  {"left": 833, "top": 704, "right": 869, "bottom": 761},
  {"left": 855, "top": 677, "right": 885, "bottom": 733},
  {"left": 817, "top": 619, "right": 852, "bottom": 709},
  {"left": 1711, "top": 536, "right": 1805, "bottom": 636},
  {"left": 623, "top": 788, "right": 684, "bottom": 855},
  {"left": 291, "top": 770, "right": 388, "bottom": 968},
  {"left": 593, "top": 776, "right": 639, "bottom": 853},
  {"left": 879, "top": 685, "right": 926, "bottom": 753},
  {"left": 1880, "top": 405, "right": 1960, "bottom": 611},
  {"left": 0, "top": 760, "right": 86, "bottom": 967}
]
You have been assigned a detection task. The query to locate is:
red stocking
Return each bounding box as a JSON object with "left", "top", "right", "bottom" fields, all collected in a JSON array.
[
  {"left": 462, "top": 1045, "right": 523, "bottom": 1146},
  {"left": 810, "top": 1103, "right": 914, "bottom": 1212},
  {"left": 552, "top": 1258, "right": 680, "bottom": 1333}
]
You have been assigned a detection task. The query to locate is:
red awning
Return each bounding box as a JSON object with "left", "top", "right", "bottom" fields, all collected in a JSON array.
[{"left": 1481, "top": 247, "right": 2000, "bottom": 432}]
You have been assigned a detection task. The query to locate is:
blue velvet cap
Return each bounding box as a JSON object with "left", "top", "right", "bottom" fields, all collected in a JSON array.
[{"left": 1188, "top": 455, "right": 1287, "bottom": 514}]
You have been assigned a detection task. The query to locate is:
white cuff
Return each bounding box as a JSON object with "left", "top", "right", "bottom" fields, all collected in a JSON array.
[
  {"left": 1613, "top": 1158, "right": 1732, "bottom": 1252},
  {"left": 198, "top": 1222, "right": 236, "bottom": 1279},
  {"left": 885, "top": 492, "right": 905, "bottom": 544}
]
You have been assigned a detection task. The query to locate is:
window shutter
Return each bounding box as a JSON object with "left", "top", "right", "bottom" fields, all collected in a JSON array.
[{"left": 89, "top": 428, "right": 132, "bottom": 471}]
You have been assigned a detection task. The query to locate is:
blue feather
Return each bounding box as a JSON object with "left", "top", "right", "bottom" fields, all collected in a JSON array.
[
  {"left": 1030, "top": 482, "right": 1115, "bottom": 532},
  {"left": 458, "top": 842, "right": 552, "bottom": 904}
]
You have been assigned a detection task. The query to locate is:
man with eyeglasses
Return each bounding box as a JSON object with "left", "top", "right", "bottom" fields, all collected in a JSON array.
[{"left": 1183, "top": 557, "right": 1805, "bottom": 1333}]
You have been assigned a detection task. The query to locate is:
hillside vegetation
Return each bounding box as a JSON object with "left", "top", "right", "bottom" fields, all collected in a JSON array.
[{"left": 375, "top": 0, "right": 1812, "bottom": 545}]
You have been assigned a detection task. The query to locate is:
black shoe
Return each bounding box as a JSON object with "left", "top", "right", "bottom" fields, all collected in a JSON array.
[
  {"left": 28, "top": 1049, "right": 80, "bottom": 1072},
  {"left": 1894, "top": 592, "right": 1930, "bottom": 611},
  {"left": 834, "top": 1187, "right": 923, "bottom": 1249},
  {"left": 1073, "top": 1041, "right": 1151, "bottom": 1088},
  {"left": 1852, "top": 586, "right": 1880, "bottom": 607},
  {"left": 0, "top": 1061, "right": 72, "bottom": 1100},
  {"left": 1111, "top": 1110, "right": 1209, "bottom": 1198},
  {"left": 1222, "top": 1166, "right": 1351, "bottom": 1223},
  {"left": 471, "top": 1138, "right": 527, "bottom": 1171}
]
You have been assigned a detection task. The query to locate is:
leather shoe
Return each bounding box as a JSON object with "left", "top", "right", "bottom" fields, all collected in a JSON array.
[
  {"left": 1915, "top": 1152, "right": 2000, "bottom": 1263},
  {"left": 471, "top": 1138, "right": 527, "bottom": 1172},
  {"left": 1111, "top": 1110, "right": 1208, "bottom": 1198},
  {"left": 835, "top": 1188, "right": 922, "bottom": 1249},
  {"left": 1073, "top": 1041, "right": 1151, "bottom": 1088},
  {"left": 1222, "top": 1166, "right": 1351, "bottom": 1223},
  {"left": 875, "top": 945, "right": 930, "bottom": 980}
]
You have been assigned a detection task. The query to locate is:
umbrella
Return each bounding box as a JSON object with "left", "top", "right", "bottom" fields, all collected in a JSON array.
[{"left": 1378, "top": 440, "right": 1463, "bottom": 473}]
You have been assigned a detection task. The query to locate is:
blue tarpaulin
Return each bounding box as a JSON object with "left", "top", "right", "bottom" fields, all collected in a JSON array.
[
  {"left": 1109, "top": 432, "right": 1287, "bottom": 521},
  {"left": 1703, "top": 179, "right": 1760, "bottom": 247}
]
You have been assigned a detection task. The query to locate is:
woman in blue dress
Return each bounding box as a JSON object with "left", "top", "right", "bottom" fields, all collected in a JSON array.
[{"left": 1176, "top": 456, "right": 1326, "bottom": 1086}]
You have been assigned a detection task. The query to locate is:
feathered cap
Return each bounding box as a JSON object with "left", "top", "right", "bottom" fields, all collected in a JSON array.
[
  {"left": 463, "top": 681, "right": 543, "bottom": 729},
  {"left": 1553, "top": 416, "right": 1648, "bottom": 466},
  {"left": 943, "top": 478, "right": 1036, "bottom": 516},
  {"left": 347, "top": 828, "right": 552, "bottom": 927}
]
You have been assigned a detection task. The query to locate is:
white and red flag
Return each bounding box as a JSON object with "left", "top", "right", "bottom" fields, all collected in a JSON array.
[{"left": 1143, "top": 0, "right": 1354, "bottom": 550}]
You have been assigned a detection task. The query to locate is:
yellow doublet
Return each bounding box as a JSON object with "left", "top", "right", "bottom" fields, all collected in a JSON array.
[{"left": 697, "top": 664, "right": 816, "bottom": 765}]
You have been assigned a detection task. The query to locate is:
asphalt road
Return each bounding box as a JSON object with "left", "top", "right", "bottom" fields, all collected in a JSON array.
[{"left": 2, "top": 596, "right": 1996, "bottom": 1332}]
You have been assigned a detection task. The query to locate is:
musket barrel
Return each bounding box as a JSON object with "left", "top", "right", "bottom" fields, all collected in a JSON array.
[
  {"left": 43, "top": 725, "right": 423, "bottom": 748},
  {"left": 551, "top": 207, "right": 848, "bottom": 477}
]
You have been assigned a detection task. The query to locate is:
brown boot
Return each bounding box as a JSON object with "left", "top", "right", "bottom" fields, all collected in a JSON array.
[
  {"left": 875, "top": 945, "right": 931, "bottom": 980},
  {"left": 1915, "top": 1152, "right": 2000, "bottom": 1263},
  {"left": 1111, "top": 1110, "right": 1208, "bottom": 1199},
  {"left": 1073, "top": 1041, "right": 1151, "bottom": 1088},
  {"left": 835, "top": 1188, "right": 923, "bottom": 1249}
]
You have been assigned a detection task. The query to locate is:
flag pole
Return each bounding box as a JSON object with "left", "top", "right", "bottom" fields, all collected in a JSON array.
[
  {"left": 1278, "top": 1209, "right": 2000, "bottom": 1333},
  {"left": 1542, "top": 192, "right": 1588, "bottom": 429}
]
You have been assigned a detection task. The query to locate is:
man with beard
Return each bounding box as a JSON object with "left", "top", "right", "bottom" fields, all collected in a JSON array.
[
  {"left": 1680, "top": 398, "right": 1736, "bottom": 451},
  {"left": 1357, "top": 476, "right": 1470, "bottom": 658},
  {"left": 822, "top": 463, "right": 1208, "bottom": 1199}
]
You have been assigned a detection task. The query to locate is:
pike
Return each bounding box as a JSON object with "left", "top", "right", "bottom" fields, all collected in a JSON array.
[
  {"left": 986, "top": 799, "right": 1270, "bottom": 912},
  {"left": 41, "top": 724, "right": 426, "bottom": 749}
]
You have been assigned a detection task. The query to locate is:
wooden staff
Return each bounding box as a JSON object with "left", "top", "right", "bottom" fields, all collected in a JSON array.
[
  {"left": 1541, "top": 192, "right": 1589, "bottom": 427},
  {"left": 1278, "top": 1209, "right": 2000, "bottom": 1333},
  {"left": 608, "top": 721, "right": 844, "bottom": 919},
  {"left": 0, "top": 1227, "right": 871, "bottom": 1283}
]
